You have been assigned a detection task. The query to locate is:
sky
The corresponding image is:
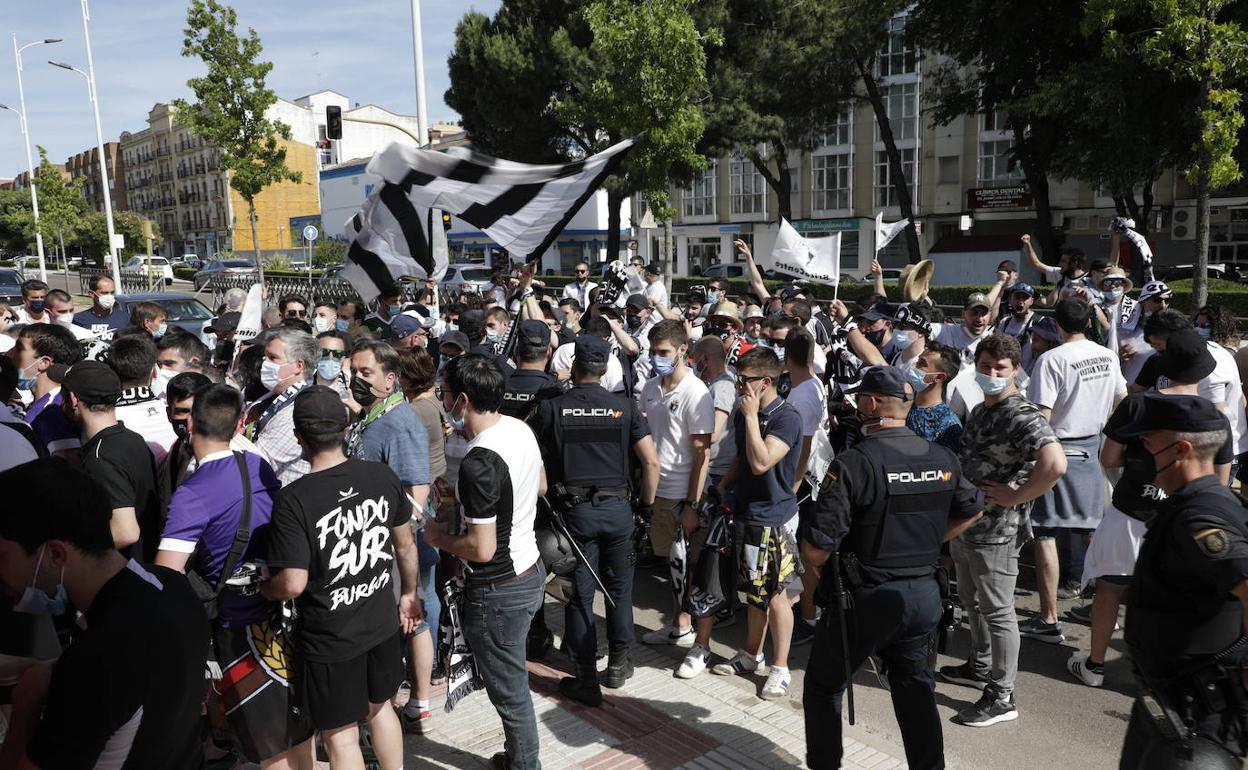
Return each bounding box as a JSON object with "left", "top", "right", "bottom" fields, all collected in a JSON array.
[{"left": 0, "top": 0, "right": 502, "bottom": 179}]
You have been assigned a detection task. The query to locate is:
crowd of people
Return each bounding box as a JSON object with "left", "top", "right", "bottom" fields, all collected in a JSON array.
[{"left": 0, "top": 235, "right": 1246, "bottom": 770}]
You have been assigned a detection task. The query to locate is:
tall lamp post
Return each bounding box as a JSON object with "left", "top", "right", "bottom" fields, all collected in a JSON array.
[
  {"left": 50, "top": 57, "right": 120, "bottom": 288},
  {"left": 410, "top": 0, "right": 428, "bottom": 145},
  {"left": 8, "top": 35, "right": 61, "bottom": 282}
]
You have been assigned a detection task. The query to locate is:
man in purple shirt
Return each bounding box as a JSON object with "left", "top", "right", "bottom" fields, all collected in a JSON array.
[
  {"left": 10, "top": 323, "right": 82, "bottom": 461},
  {"left": 155, "top": 383, "right": 313, "bottom": 767}
]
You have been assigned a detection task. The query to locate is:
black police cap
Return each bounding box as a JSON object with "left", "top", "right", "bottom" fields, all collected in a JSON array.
[
  {"left": 1119, "top": 392, "right": 1229, "bottom": 437},
  {"left": 845, "top": 365, "right": 911, "bottom": 401},
  {"left": 574, "top": 335, "right": 611, "bottom": 365}
]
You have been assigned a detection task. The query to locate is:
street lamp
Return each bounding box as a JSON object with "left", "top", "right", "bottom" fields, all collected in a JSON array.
[
  {"left": 49, "top": 57, "right": 121, "bottom": 288},
  {"left": 8, "top": 35, "right": 61, "bottom": 283}
]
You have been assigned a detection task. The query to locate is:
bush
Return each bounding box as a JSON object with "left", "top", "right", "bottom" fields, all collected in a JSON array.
[{"left": 263, "top": 255, "right": 291, "bottom": 272}]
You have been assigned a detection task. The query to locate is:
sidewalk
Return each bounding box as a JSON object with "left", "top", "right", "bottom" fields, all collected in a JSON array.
[{"left": 403, "top": 606, "right": 910, "bottom": 770}]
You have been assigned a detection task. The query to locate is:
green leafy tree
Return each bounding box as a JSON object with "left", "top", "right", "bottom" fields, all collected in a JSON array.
[
  {"left": 173, "top": 0, "right": 301, "bottom": 284},
  {"left": 0, "top": 190, "right": 35, "bottom": 256},
  {"left": 314, "top": 238, "right": 347, "bottom": 267},
  {"left": 72, "top": 210, "right": 161, "bottom": 261},
  {"left": 1086, "top": 0, "right": 1248, "bottom": 306},
  {"left": 32, "top": 146, "right": 86, "bottom": 270}
]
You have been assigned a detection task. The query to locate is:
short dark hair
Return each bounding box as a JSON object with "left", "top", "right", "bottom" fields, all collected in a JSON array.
[
  {"left": 88, "top": 275, "right": 114, "bottom": 292},
  {"left": 157, "top": 329, "right": 209, "bottom": 368},
  {"left": 20, "top": 323, "right": 82, "bottom": 365},
  {"left": 737, "top": 347, "right": 782, "bottom": 378},
  {"left": 376, "top": 284, "right": 401, "bottom": 303},
  {"left": 924, "top": 343, "right": 962, "bottom": 382},
  {"left": 279, "top": 294, "right": 309, "bottom": 313},
  {"left": 763, "top": 315, "right": 800, "bottom": 334},
  {"left": 648, "top": 319, "right": 688, "bottom": 348},
  {"left": 191, "top": 383, "right": 243, "bottom": 442},
  {"left": 782, "top": 325, "right": 814, "bottom": 367},
  {"left": 1061, "top": 246, "right": 1086, "bottom": 268},
  {"left": 788, "top": 298, "right": 813, "bottom": 324},
  {"left": 559, "top": 297, "right": 583, "bottom": 313},
  {"left": 167, "top": 371, "right": 212, "bottom": 405},
  {"left": 130, "top": 300, "right": 166, "bottom": 326},
  {"left": 46, "top": 289, "right": 72, "bottom": 305},
  {"left": 0, "top": 459, "right": 115, "bottom": 556},
  {"left": 1053, "top": 298, "right": 1092, "bottom": 334},
  {"left": 21, "top": 279, "right": 48, "bottom": 296},
  {"left": 974, "top": 333, "right": 1022, "bottom": 367},
  {"left": 397, "top": 347, "right": 436, "bottom": 394},
  {"left": 486, "top": 307, "right": 509, "bottom": 325},
  {"left": 106, "top": 334, "right": 158, "bottom": 386},
  {"left": 278, "top": 318, "right": 312, "bottom": 335},
  {"left": 299, "top": 425, "right": 346, "bottom": 454},
  {"left": 1144, "top": 308, "right": 1192, "bottom": 343},
  {"left": 352, "top": 339, "right": 401, "bottom": 375},
  {"left": 336, "top": 300, "right": 362, "bottom": 322},
  {"left": 572, "top": 359, "right": 608, "bottom": 380},
  {"left": 316, "top": 330, "right": 352, "bottom": 352},
  {"left": 583, "top": 316, "right": 611, "bottom": 338},
  {"left": 314, "top": 300, "right": 336, "bottom": 313},
  {"left": 442, "top": 354, "right": 505, "bottom": 413},
  {"left": 517, "top": 338, "right": 548, "bottom": 364}
]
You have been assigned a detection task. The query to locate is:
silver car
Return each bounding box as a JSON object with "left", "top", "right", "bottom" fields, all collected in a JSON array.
[
  {"left": 438, "top": 263, "right": 494, "bottom": 298},
  {"left": 192, "top": 258, "right": 258, "bottom": 290}
]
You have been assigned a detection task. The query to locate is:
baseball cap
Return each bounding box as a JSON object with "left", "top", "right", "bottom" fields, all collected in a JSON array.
[
  {"left": 439, "top": 330, "right": 470, "bottom": 354},
  {"left": 964, "top": 292, "right": 991, "bottom": 311},
  {"left": 1158, "top": 329, "right": 1217, "bottom": 384},
  {"left": 1119, "top": 392, "right": 1230, "bottom": 437},
  {"left": 998, "top": 259, "right": 1019, "bottom": 273},
  {"left": 390, "top": 313, "right": 426, "bottom": 340},
  {"left": 858, "top": 302, "right": 898, "bottom": 322},
  {"left": 574, "top": 334, "right": 611, "bottom": 365},
  {"left": 519, "top": 319, "right": 550, "bottom": 347},
  {"left": 845, "top": 365, "right": 911, "bottom": 401},
  {"left": 1009, "top": 282, "right": 1037, "bottom": 299},
  {"left": 625, "top": 294, "right": 649, "bottom": 311},
  {"left": 779, "top": 285, "right": 803, "bottom": 303},
  {"left": 205, "top": 311, "right": 241, "bottom": 335},
  {"left": 644, "top": 262, "right": 662, "bottom": 276},
  {"left": 61, "top": 360, "right": 122, "bottom": 406},
  {"left": 1139, "top": 281, "right": 1173, "bottom": 302},
  {"left": 293, "top": 385, "right": 349, "bottom": 434}
]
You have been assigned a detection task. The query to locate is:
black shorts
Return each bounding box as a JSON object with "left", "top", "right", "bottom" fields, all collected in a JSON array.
[{"left": 297, "top": 631, "right": 403, "bottom": 730}]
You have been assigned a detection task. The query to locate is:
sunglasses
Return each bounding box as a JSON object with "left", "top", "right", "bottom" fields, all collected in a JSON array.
[
  {"left": 320, "top": 349, "right": 346, "bottom": 359},
  {"left": 1101, "top": 280, "right": 1125, "bottom": 289},
  {"left": 736, "top": 374, "right": 768, "bottom": 386},
  {"left": 576, "top": 269, "right": 588, "bottom": 275},
  {"left": 286, "top": 309, "right": 308, "bottom": 318}
]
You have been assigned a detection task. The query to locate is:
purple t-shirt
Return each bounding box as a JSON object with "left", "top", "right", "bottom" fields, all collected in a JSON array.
[
  {"left": 160, "top": 451, "right": 280, "bottom": 627},
  {"left": 25, "top": 391, "right": 80, "bottom": 456}
]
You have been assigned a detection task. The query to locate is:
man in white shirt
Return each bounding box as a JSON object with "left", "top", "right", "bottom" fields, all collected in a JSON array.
[
  {"left": 931, "top": 293, "right": 997, "bottom": 369},
  {"left": 550, "top": 316, "right": 626, "bottom": 393},
  {"left": 1021, "top": 234, "right": 1094, "bottom": 307},
  {"left": 45, "top": 290, "right": 96, "bottom": 342},
  {"left": 642, "top": 263, "right": 669, "bottom": 308},
  {"left": 13, "top": 279, "right": 50, "bottom": 325},
  {"left": 637, "top": 320, "right": 714, "bottom": 651},
  {"left": 562, "top": 262, "right": 598, "bottom": 309},
  {"left": 1023, "top": 297, "right": 1127, "bottom": 643}
]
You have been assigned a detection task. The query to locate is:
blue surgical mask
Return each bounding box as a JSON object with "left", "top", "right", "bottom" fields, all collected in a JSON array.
[
  {"left": 446, "top": 394, "right": 467, "bottom": 431},
  {"left": 17, "top": 361, "right": 38, "bottom": 391},
  {"left": 1103, "top": 289, "right": 1123, "bottom": 302},
  {"left": 13, "top": 545, "right": 68, "bottom": 616},
  {"left": 335, "top": 319, "right": 350, "bottom": 333},
  {"left": 650, "top": 354, "right": 676, "bottom": 377},
  {"left": 1195, "top": 326, "right": 1212, "bottom": 341},
  {"left": 974, "top": 371, "right": 1010, "bottom": 395},
  {"left": 905, "top": 365, "right": 931, "bottom": 393},
  {"left": 707, "top": 291, "right": 720, "bottom": 305},
  {"left": 487, "top": 331, "right": 502, "bottom": 344},
  {"left": 154, "top": 322, "right": 168, "bottom": 339},
  {"left": 387, "top": 304, "right": 402, "bottom": 317},
  {"left": 891, "top": 330, "right": 912, "bottom": 350},
  {"left": 318, "top": 359, "right": 343, "bottom": 380}
]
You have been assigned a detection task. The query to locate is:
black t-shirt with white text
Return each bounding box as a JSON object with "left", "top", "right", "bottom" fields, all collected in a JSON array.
[{"left": 267, "top": 458, "right": 411, "bottom": 662}]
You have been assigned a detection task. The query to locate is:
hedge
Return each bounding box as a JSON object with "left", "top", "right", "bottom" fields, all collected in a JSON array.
[{"left": 172, "top": 266, "right": 324, "bottom": 280}]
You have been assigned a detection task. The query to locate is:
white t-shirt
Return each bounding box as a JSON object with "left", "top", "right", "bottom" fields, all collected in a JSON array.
[
  {"left": 115, "top": 391, "right": 178, "bottom": 468},
  {"left": 1160, "top": 343, "right": 1248, "bottom": 454},
  {"left": 1027, "top": 339, "right": 1126, "bottom": 438},
  {"left": 931, "top": 322, "right": 993, "bottom": 369},
  {"left": 639, "top": 371, "right": 715, "bottom": 499},
  {"left": 550, "top": 340, "right": 625, "bottom": 393},
  {"left": 644, "top": 280, "right": 669, "bottom": 308}
]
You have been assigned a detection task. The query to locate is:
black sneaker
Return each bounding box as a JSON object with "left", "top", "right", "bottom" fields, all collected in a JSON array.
[
  {"left": 1018, "top": 617, "right": 1065, "bottom": 644},
  {"left": 1066, "top": 604, "right": 1093, "bottom": 624},
  {"left": 955, "top": 689, "right": 1019, "bottom": 727},
  {"left": 601, "top": 654, "right": 634, "bottom": 689},
  {"left": 791, "top": 619, "right": 817, "bottom": 647},
  {"left": 558, "top": 674, "right": 603, "bottom": 707},
  {"left": 938, "top": 662, "right": 990, "bottom": 689}
]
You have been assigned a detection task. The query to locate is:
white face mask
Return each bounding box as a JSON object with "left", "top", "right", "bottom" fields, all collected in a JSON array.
[
  {"left": 54, "top": 313, "right": 75, "bottom": 329},
  {"left": 152, "top": 367, "right": 177, "bottom": 397},
  {"left": 260, "top": 360, "right": 288, "bottom": 392},
  {"left": 97, "top": 294, "right": 116, "bottom": 310},
  {"left": 312, "top": 315, "right": 333, "bottom": 334}
]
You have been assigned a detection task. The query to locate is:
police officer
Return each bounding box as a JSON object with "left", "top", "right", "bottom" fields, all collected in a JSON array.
[
  {"left": 1116, "top": 393, "right": 1248, "bottom": 768},
  {"left": 802, "top": 366, "right": 982, "bottom": 770},
  {"left": 531, "top": 335, "right": 660, "bottom": 706},
  {"left": 500, "top": 319, "right": 563, "bottom": 421}
]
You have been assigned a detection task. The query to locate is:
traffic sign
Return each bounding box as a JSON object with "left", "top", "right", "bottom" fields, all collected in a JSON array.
[{"left": 302, "top": 225, "right": 319, "bottom": 242}]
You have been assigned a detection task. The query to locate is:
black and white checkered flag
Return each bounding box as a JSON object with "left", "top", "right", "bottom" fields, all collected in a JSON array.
[{"left": 342, "top": 139, "right": 635, "bottom": 300}]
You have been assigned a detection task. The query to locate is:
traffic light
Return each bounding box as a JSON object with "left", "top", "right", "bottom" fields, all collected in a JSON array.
[
  {"left": 441, "top": 211, "right": 452, "bottom": 231},
  {"left": 326, "top": 105, "right": 342, "bottom": 140}
]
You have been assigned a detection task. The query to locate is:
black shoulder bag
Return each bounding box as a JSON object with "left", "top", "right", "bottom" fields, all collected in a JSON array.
[{"left": 186, "top": 452, "right": 253, "bottom": 621}]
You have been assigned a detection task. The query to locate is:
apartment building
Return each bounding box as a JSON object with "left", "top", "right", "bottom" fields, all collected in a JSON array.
[{"left": 65, "top": 143, "right": 127, "bottom": 214}]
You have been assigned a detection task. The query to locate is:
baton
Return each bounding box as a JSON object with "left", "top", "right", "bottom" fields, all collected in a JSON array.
[
  {"left": 828, "top": 551, "right": 854, "bottom": 725},
  {"left": 545, "top": 502, "right": 617, "bottom": 610}
]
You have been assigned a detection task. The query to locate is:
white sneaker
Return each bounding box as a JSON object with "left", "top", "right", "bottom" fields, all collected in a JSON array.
[
  {"left": 1066, "top": 653, "right": 1105, "bottom": 687},
  {"left": 642, "top": 624, "right": 694, "bottom": 647},
  {"left": 712, "top": 649, "right": 765, "bottom": 677},
  {"left": 761, "top": 666, "right": 791, "bottom": 700},
  {"left": 676, "top": 644, "right": 710, "bottom": 679}
]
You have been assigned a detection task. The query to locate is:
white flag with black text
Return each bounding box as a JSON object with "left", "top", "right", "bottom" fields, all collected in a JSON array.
[{"left": 764, "top": 218, "right": 841, "bottom": 286}]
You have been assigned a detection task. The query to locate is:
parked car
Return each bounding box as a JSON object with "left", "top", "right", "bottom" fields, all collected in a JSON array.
[
  {"left": 438, "top": 263, "right": 494, "bottom": 298},
  {"left": 173, "top": 257, "right": 205, "bottom": 272},
  {"left": 116, "top": 292, "right": 215, "bottom": 344},
  {"left": 122, "top": 256, "right": 175, "bottom": 286},
  {"left": 701, "top": 263, "right": 748, "bottom": 280},
  {"left": 1156, "top": 263, "right": 1245, "bottom": 284},
  {"left": 0, "top": 268, "right": 24, "bottom": 306},
  {"left": 192, "top": 259, "right": 258, "bottom": 290}
]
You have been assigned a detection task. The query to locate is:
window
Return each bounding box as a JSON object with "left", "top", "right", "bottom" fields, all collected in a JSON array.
[
  {"left": 812, "top": 154, "right": 851, "bottom": 211},
  {"left": 874, "top": 149, "right": 916, "bottom": 208},
  {"left": 687, "top": 237, "right": 721, "bottom": 274},
  {"left": 880, "top": 82, "right": 918, "bottom": 141},
  {"left": 815, "top": 106, "right": 853, "bottom": 149},
  {"left": 978, "top": 140, "right": 1022, "bottom": 185},
  {"left": 937, "top": 155, "right": 960, "bottom": 185},
  {"left": 682, "top": 165, "right": 716, "bottom": 218},
  {"left": 730, "top": 158, "right": 766, "bottom": 215},
  {"left": 877, "top": 16, "right": 915, "bottom": 77},
  {"left": 981, "top": 111, "right": 1008, "bottom": 133}
]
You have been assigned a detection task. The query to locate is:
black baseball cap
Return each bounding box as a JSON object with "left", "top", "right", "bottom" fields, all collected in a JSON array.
[
  {"left": 779, "top": 285, "right": 803, "bottom": 303},
  {"left": 858, "top": 302, "right": 898, "bottom": 322},
  {"left": 205, "top": 311, "right": 241, "bottom": 335},
  {"left": 61, "top": 360, "right": 122, "bottom": 406},
  {"left": 574, "top": 334, "right": 611, "bottom": 365},
  {"left": 845, "top": 365, "right": 911, "bottom": 401},
  {"left": 1119, "top": 392, "right": 1230, "bottom": 437},
  {"left": 440, "top": 330, "right": 470, "bottom": 354},
  {"left": 519, "top": 319, "right": 550, "bottom": 347},
  {"left": 644, "top": 262, "right": 661, "bottom": 276},
  {"left": 1158, "top": 329, "right": 1216, "bottom": 384},
  {"left": 625, "top": 294, "right": 649, "bottom": 311},
  {"left": 293, "top": 385, "right": 349, "bottom": 434}
]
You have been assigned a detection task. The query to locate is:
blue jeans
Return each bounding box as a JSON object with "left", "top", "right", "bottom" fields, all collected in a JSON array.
[
  {"left": 416, "top": 529, "right": 441, "bottom": 636},
  {"left": 462, "top": 565, "right": 545, "bottom": 770},
  {"left": 563, "top": 497, "right": 634, "bottom": 662}
]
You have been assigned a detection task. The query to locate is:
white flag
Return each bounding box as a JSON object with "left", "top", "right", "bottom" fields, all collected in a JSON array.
[
  {"left": 875, "top": 212, "right": 911, "bottom": 252},
  {"left": 235, "top": 283, "right": 264, "bottom": 343},
  {"left": 764, "top": 218, "right": 841, "bottom": 286}
]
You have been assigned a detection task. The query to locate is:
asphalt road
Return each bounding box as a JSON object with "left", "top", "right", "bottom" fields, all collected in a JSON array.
[
  {"left": 625, "top": 555, "right": 1133, "bottom": 770},
  {"left": 40, "top": 270, "right": 199, "bottom": 307}
]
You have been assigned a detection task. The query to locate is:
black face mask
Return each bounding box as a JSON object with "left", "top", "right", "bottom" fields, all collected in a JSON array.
[
  {"left": 171, "top": 418, "right": 190, "bottom": 442},
  {"left": 864, "top": 328, "right": 887, "bottom": 348},
  {"left": 350, "top": 375, "right": 378, "bottom": 408}
]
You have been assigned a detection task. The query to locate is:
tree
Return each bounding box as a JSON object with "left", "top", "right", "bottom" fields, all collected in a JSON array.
[
  {"left": 314, "top": 238, "right": 347, "bottom": 267},
  {"left": 73, "top": 210, "right": 161, "bottom": 262},
  {"left": 0, "top": 190, "right": 35, "bottom": 256},
  {"left": 32, "top": 147, "right": 86, "bottom": 269},
  {"left": 698, "top": 1, "right": 857, "bottom": 223},
  {"left": 1086, "top": 0, "right": 1248, "bottom": 307},
  {"left": 173, "top": 0, "right": 301, "bottom": 285},
  {"left": 446, "top": 0, "right": 710, "bottom": 262}
]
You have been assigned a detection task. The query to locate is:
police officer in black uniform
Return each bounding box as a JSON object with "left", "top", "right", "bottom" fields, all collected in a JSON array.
[
  {"left": 500, "top": 319, "right": 563, "bottom": 420},
  {"left": 1116, "top": 393, "right": 1248, "bottom": 769},
  {"left": 531, "top": 335, "right": 660, "bottom": 706},
  {"left": 802, "top": 366, "right": 982, "bottom": 770}
]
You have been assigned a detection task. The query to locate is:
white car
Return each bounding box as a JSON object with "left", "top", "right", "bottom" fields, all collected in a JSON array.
[{"left": 122, "top": 256, "right": 175, "bottom": 286}]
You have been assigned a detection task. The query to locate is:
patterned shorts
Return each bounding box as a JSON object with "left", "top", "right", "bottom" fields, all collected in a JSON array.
[{"left": 738, "top": 521, "right": 804, "bottom": 609}]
